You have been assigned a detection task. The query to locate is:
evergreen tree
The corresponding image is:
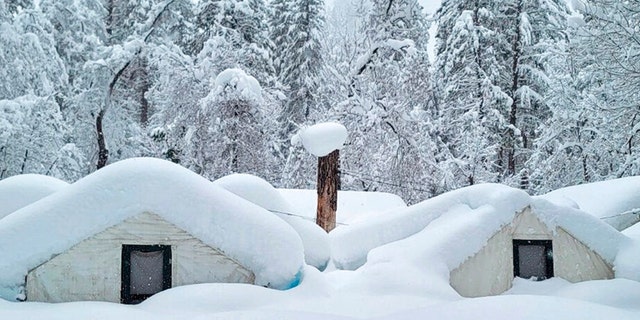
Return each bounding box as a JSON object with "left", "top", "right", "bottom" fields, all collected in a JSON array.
[
  {"left": 272, "top": 0, "right": 325, "bottom": 136},
  {"left": 270, "top": 0, "right": 326, "bottom": 188},
  {"left": 434, "top": 0, "right": 569, "bottom": 190}
]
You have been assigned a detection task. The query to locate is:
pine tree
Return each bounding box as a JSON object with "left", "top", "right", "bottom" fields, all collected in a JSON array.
[
  {"left": 434, "top": 0, "right": 569, "bottom": 190},
  {"left": 273, "top": 0, "right": 325, "bottom": 136},
  {"left": 270, "top": 0, "right": 326, "bottom": 188}
]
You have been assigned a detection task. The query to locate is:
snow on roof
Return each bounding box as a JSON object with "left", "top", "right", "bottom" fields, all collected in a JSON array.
[
  {"left": 212, "top": 174, "right": 330, "bottom": 270},
  {"left": 540, "top": 176, "right": 640, "bottom": 222},
  {"left": 623, "top": 222, "right": 640, "bottom": 240},
  {"left": 0, "top": 174, "right": 69, "bottom": 220},
  {"left": 292, "top": 122, "right": 348, "bottom": 157},
  {"left": 330, "top": 183, "right": 530, "bottom": 270},
  {"left": 360, "top": 184, "right": 640, "bottom": 285},
  {"left": 0, "top": 158, "right": 305, "bottom": 300}
]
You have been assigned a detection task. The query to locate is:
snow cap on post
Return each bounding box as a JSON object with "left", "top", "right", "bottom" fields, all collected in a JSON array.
[{"left": 293, "top": 122, "right": 348, "bottom": 157}]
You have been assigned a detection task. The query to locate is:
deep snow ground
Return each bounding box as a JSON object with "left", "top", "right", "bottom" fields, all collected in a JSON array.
[{"left": 1, "top": 267, "right": 639, "bottom": 319}]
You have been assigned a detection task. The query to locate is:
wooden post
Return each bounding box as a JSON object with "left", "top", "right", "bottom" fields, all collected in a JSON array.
[{"left": 316, "top": 149, "right": 339, "bottom": 232}]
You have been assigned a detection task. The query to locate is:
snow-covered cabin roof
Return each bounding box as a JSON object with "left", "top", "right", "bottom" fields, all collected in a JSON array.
[
  {"left": 0, "top": 174, "right": 69, "bottom": 220},
  {"left": 212, "top": 174, "right": 330, "bottom": 270},
  {"left": 0, "top": 158, "right": 305, "bottom": 300},
  {"left": 539, "top": 176, "right": 640, "bottom": 230},
  {"left": 360, "top": 184, "right": 640, "bottom": 287}
]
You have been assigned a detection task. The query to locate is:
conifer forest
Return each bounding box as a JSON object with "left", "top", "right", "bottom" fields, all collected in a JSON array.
[{"left": 1, "top": 0, "right": 638, "bottom": 204}]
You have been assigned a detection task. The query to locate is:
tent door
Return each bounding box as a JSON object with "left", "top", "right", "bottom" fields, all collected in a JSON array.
[
  {"left": 121, "top": 244, "right": 171, "bottom": 304},
  {"left": 513, "top": 239, "right": 553, "bottom": 281}
]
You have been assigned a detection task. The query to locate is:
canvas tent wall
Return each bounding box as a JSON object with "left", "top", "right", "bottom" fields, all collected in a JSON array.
[
  {"left": 450, "top": 207, "right": 614, "bottom": 297},
  {"left": 0, "top": 158, "right": 305, "bottom": 302},
  {"left": 26, "top": 212, "right": 254, "bottom": 303}
]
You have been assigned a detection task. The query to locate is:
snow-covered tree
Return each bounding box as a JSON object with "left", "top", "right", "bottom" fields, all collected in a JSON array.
[
  {"left": 0, "top": 6, "right": 67, "bottom": 100},
  {"left": 433, "top": 0, "right": 570, "bottom": 190},
  {"left": 198, "top": 68, "right": 273, "bottom": 177},
  {"left": 0, "top": 95, "right": 84, "bottom": 180},
  {"left": 331, "top": 0, "right": 435, "bottom": 202},
  {"left": 271, "top": 0, "right": 326, "bottom": 137}
]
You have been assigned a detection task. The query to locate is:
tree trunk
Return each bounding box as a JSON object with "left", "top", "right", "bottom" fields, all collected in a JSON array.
[
  {"left": 316, "top": 149, "right": 339, "bottom": 232},
  {"left": 96, "top": 109, "right": 108, "bottom": 169},
  {"left": 507, "top": 0, "right": 523, "bottom": 177}
]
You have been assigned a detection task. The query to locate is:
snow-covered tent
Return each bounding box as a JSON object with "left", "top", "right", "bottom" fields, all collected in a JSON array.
[
  {"left": 358, "top": 184, "right": 639, "bottom": 298},
  {"left": 0, "top": 174, "right": 69, "bottom": 220},
  {"left": 449, "top": 204, "right": 617, "bottom": 297},
  {"left": 213, "top": 174, "right": 330, "bottom": 270},
  {"left": 0, "top": 158, "right": 305, "bottom": 303},
  {"left": 540, "top": 176, "right": 640, "bottom": 231}
]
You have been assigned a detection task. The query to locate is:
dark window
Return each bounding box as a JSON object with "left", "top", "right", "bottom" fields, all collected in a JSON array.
[
  {"left": 513, "top": 240, "right": 553, "bottom": 281},
  {"left": 121, "top": 244, "right": 171, "bottom": 304}
]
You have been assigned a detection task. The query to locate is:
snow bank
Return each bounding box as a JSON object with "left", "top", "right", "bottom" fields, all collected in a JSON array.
[
  {"left": 278, "top": 189, "right": 406, "bottom": 225},
  {"left": 0, "top": 174, "right": 69, "bottom": 219},
  {"left": 540, "top": 176, "right": 640, "bottom": 230},
  {"left": 387, "top": 295, "right": 640, "bottom": 320},
  {"left": 213, "top": 174, "right": 330, "bottom": 270},
  {"left": 507, "top": 277, "right": 640, "bottom": 311},
  {"left": 0, "top": 158, "right": 305, "bottom": 300},
  {"left": 293, "top": 122, "right": 347, "bottom": 157},
  {"left": 331, "top": 184, "right": 530, "bottom": 270}
]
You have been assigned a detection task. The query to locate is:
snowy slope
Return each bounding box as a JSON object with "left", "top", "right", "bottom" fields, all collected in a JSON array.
[
  {"left": 0, "top": 158, "right": 305, "bottom": 300},
  {"left": 0, "top": 174, "right": 69, "bottom": 219}
]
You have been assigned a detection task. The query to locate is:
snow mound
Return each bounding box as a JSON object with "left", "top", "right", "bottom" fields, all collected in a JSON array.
[
  {"left": 507, "top": 277, "right": 640, "bottom": 311},
  {"left": 0, "top": 158, "right": 305, "bottom": 300},
  {"left": 0, "top": 174, "right": 69, "bottom": 220},
  {"left": 278, "top": 189, "right": 406, "bottom": 225},
  {"left": 213, "top": 174, "right": 330, "bottom": 270},
  {"left": 540, "top": 176, "right": 640, "bottom": 230},
  {"left": 293, "top": 122, "right": 348, "bottom": 157}
]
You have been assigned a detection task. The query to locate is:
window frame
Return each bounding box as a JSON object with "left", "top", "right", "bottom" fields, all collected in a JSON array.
[
  {"left": 512, "top": 239, "right": 553, "bottom": 281},
  {"left": 121, "top": 244, "right": 172, "bottom": 304}
]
